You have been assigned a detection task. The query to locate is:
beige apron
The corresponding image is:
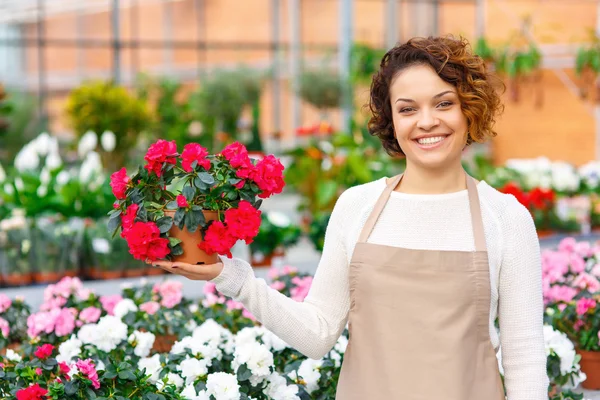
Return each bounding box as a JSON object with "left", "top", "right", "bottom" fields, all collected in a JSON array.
[{"left": 336, "top": 173, "right": 505, "bottom": 400}]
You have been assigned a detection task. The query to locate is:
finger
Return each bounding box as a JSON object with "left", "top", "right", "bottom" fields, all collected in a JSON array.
[
  {"left": 171, "top": 262, "right": 222, "bottom": 275},
  {"left": 151, "top": 260, "right": 174, "bottom": 268}
]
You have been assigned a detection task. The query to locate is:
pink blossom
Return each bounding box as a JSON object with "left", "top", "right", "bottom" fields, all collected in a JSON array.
[
  {"left": 27, "top": 310, "right": 59, "bottom": 338},
  {"left": 573, "top": 273, "right": 600, "bottom": 293},
  {"left": 99, "top": 294, "right": 123, "bottom": 316},
  {"left": 35, "top": 368, "right": 42, "bottom": 376},
  {"left": 290, "top": 276, "right": 313, "bottom": 302},
  {"left": 79, "top": 307, "right": 101, "bottom": 324},
  {"left": 281, "top": 266, "right": 298, "bottom": 276},
  {"left": 158, "top": 281, "right": 183, "bottom": 308},
  {"left": 270, "top": 281, "right": 286, "bottom": 291},
  {"left": 558, "top": 237, "right": 577, "bottom": 253},
  {"left": 226, "top": 300, "right": 244, "bottom": 311},
  {"left": 77, "top": 288, "right": 93, "bottom": 301},
  {"left": 55, "top": 308, "right": 76, "bottom": 337},
  {"left": 576, "top": 298, "right": 597, "bottom": 315},
  {"left": 558, "top": 303, "right": 567, "bottom": 312},
  {"left": 0, "top": 317, "right": 9, "bottom": 338},
  {"left": 575, "top": 241, "right": 593, "bottom": 257},
  {"left": 267, "top": 268, "right": 280, "bottom": 280},
  {"left": 203, "top": 282, "right": 217, "bottom": 296},
  {"left": 202, "top": 293, "right": 226, "bottom": 307},
  {"left": 592, "top": 263, "right": 600, "bottom": 278},
  {"left": 76, "top": 359, "right": 100, "bottom": 389},
  {"left": 569, "top": 254, "right": 586, "bottom": 274},
  {"left": 40, "top": 296, "right": 67, "bottom": 312},
  {"left": 242, "top": 309, "right": 256, "bottom": 321},
  {"left": 140, "top": 301, "right": 160, "bottom": 315},
  {"left": 0, "top": 294, "right": 11, "bottom": 313},
  {"left": 575, "top": 320, "right": 585, "bottom": 331},
  {"left": 545, "top": 285, "right": 578, "bottom": 304},
  {"left": 541, "top": 250, "right": 570, "bottom": 284}
]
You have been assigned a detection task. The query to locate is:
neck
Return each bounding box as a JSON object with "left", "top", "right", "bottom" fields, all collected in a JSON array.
[{"left": 396, "top": 162, "right": 467, "bottom": 194}]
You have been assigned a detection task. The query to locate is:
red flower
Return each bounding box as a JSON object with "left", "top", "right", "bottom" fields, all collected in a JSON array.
[
  {"left": 181, "top": 143, "right": 211, "bottom": 172},
  {"left": 58, "top": 362, "right": 70, "bottom": 376},
  {"left": 109, "top": 168, "right": 130, "bottom": 200},
  {"left": 120, "top": 203, "right": 139, "bottom": 238},
  {"left": 529, "top": 187, "right": 555, "bottom": 211},
  {"left": 144, "top": 140, "right": 178, "bottom": 177},
  {"left": 176, "top": 195, "right": 189, "bottom": 208},
  {"left": 250, "top": 155, "right": 285, "bottom": 198},
  {"left": 123, "top": 221, "right": 170, "bottom": 261},
  {"left": 34, "top": 344, "right": 54, "bottom": 359},
  {"left": 16, "top": 384, "right": 48, "bottom": 400},
  {"left": 35, "top": 368, "right": 42, "bottom": 375},
  {"left": 224, "top": 201, "right": 261, "bottom": 244},
  {"left": 222, "top": 142, "right": 253, "bottom": 169},
  {"left": 500, "top": 182, "right": 529, "bottom": 209},
  {"left": 198, "top": 221, "right": 237, "bottom": 258}
]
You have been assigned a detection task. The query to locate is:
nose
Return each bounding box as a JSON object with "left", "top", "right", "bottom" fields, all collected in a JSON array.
[{"left": 416, "top": 109, "right": 440, "bottom": 131}]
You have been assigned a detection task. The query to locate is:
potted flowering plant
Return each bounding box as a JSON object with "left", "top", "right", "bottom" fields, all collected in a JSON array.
[
  {"left": 543, "top": 237, "right": 600, "bottom": 389},
  {"left": 0, "top": 213, "right": 33, "bottom": 286},
  {"left": 0, "top": 294, "right": 30, "bottom": 351},
  {"left": 108, "top": 140, "right": 284, "bottom": 265},
  {"left": 249, "top": 212, "right": 301, "bottom": 267}
]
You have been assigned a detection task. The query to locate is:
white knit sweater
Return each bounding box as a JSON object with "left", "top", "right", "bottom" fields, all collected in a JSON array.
[{"left": 211, "top": 177, "right": 549, "bottom": 400}]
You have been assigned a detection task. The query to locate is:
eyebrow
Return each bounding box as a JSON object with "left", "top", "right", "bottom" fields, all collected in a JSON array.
[{"left": 394, "top": 90, "right": 455, "bottom": 104}]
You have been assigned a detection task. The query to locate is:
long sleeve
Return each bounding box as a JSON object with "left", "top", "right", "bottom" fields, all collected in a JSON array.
[
  {"left": 210, "top": 191, "right": 353, "bottom": 360},
  {"left": 498, "top": 197, "right": 549, "bottom": 399}
]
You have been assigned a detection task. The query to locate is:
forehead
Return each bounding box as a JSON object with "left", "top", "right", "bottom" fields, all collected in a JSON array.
[{"left": 389, "top": 64, "right": 455, "bottom": 99}]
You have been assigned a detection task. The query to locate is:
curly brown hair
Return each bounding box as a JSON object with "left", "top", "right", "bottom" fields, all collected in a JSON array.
[{"left": 368, "top": 35, "right": 505, "bottom": 157}]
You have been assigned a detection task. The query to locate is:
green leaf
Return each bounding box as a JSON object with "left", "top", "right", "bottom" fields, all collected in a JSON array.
[
  {"left": 316, "top": 180, "right": 338, "bottom": 207},
  {"left": 156, "top": 216, "right": 173, "bottom": 233},
  {"left": 129, "top": 188, "right": 143, "bottom": 204},
  {"left": 226, "top": 191, "right": 238, "bottom": 201},
  {"left": 194, "top": 176, "right": 209, "bottom": 191},
  {"left": 137, "top": 206, "right": 148, "bottom": 222},
  {"left": 166, "top": 200, "right": 178, "bottom": 210},
  {"left": 174, "top": 208, "right": 186, "bottom": 229},
  {"left": 65, "top": 381, "right": 79, "bottom": 395},
  {"left": 193, "top": 209, "right": 206, "bottom": 227},
  {"left": 108, "top": 214, "right": 121, "bottom": 236},
  {"left": 171, "top": 244, "right": 183, "bottom": 256},
  {"left": 168, "top": 237, "right": 182, "bottom": 247},
  {"left": 198, "top": 172, "right": 215, "bottom": 185},
  {"left": 118, "top": 370, "right": 136, "bottom": 381},
  {"left": 182, "top": 186, "right": 196, "bottom": 202},
  {"left": 237, "top": 364, "right": 252, "bottom": 381}
]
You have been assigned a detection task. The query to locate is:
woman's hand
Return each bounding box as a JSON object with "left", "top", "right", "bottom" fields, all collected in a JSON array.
[{"left": 146, "top": 259, "right": 224, "bottom": 281}]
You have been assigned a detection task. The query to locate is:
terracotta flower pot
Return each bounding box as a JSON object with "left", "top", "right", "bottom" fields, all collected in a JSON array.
[
  {"left": 152, "top": 334, "right": 177, "bottom": 354},
  {"left": 123, "top": 267, "right": 146, "bottom": 278},
  {"left": 251, "top": 252, "right": 274, "bottom": 268},
  {"left": 100, "top": 270, "right": 123, "bottom": 280},
  {"left": 536, "top": 229, "right": 555, "bottom": 238},
  {"left": 3, "top": 272, "right": 33, "bottom": 287},
  {"left": 146, "top": 266, "right": 166, "bottom": 276},
  {"left": 33, "top": 271, "right": 62, "bottom": 284},
  {"left": 164, "top": 210, "right": 220, "bottom": 265},
  {"left": 577, "top": 349, "right": 600, "bottom": 389}
]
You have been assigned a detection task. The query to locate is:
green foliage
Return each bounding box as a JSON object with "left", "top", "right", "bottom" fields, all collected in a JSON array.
[
  {"left": 350, "top": 43, "right": 385, "bottom": 85},
  {"left": 298, "top": 69, "right": 343, "bottom": 110},
  {"left": 307, "top": 212, "right": 331, "bottom": 252},
  {"left": 0, "top": 90, "right": 41, "bottom": 166},
  {"left": 249, "top": 213, "right": 301, "bottom": 256}
]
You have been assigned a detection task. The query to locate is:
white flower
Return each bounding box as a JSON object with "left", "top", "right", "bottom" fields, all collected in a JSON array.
[
  {"left": 32, "top": 132, "right": 52, "bottom": 156},
  {"left": 261, "top": 330, "right": 289, "bottom": 352},
  {"left": 329, "top": 349, "right": 342, "bottom": 367},
  {"left": 78, "top": 130, "right": 97, "bottom": 158},
  {"left": 181, "top": 384, "right": 209, "bottom": 399},
  {"left": 5, "top": 348, "right": 22, "bottom": 362},
  {"left": 164, "top": 372, "right": 184, "bottom": 389},
  {"left": 544, "top": 325, "right": 577, "bottom": 375},
  {"left": 37, "top": 185, "right": 48, "bottom": 198},
  {"left": 265, "top": 372, "right": 300, "bottom": 400},
  {"left": 67, "top": 364, "right": 79, "bottom": 379},
  {"left": 178, "top": 357, "right": 209, "bottom": 384},
  {"left": 96, "top": 360, "right": 106, "bottom": 371},
  {"left": 100, "top": 130, "right": 116, "bottom": 152},
  {"left": 94, "top": 315, "right": 128, "bottom": 352},
  {"left": 77, "top": 324, "right": 99, "bottom": 344},
  {"left": 139, "top": 354, "right": 162, "bottom": 383},
  {"left": 92, "top": 238, "right": 110, "bottom": 254},
  {"left": 40, "top": 168, "right": 51, "bottom": 185},
  {"left": 14, "top": 143, "right": 39, "bottom": 171},
  {"left": 189, "top": 304, "right": 199, "bottom": 313},
  {"left": 56, "top": 335, "right": 82, "bottom": 363},
  {"left": 113, "top": 298, "right": 138, "bottom": 319},
  {"left": 233, "top": 341, "right": 274, "bottom": 386},
  {"left": 128, "top": 330, "right": 155, "bottom": 358},
  {"left": 79, "top": 151, "right": 103, "bottom": 183},
  {"left": 288, "top": 359, "right": 322, "bottom": 394},
  {"left": 334, "top": 334, "right": 348, "bottom": 354},
  {"left": 579, "top": 161, "right": 600, "bottom": 190},
  {"left": 551, "top": 161, "right": 580, "bottom": 192},
  {"left": 205, "top": 372, "right": 240, "bottom": 400},
  {"left": 56, "top": 170, "right": 70, "bottom": 186},
  {"left": 3, "top": 183, "right": 13, "bottom": 195},
  {"left": 0, "top": 163, "right": 5, "bottom": 183},
  {"left": 267, "top": 211, "right": 290, "bottom": 228},
  {"left": 185, "top": 319, "right": 198, "bottom": 332},
  {"left": 235, "top": 326, "right": 262, "bottom": 347},
  {"left": 45, "top": 151, "right": 63, "bottom": 170}
]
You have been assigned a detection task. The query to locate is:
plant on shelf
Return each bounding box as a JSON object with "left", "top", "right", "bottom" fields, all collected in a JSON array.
[
  {"left": 0, "top": 213, "right": 33, "bottom": 286},
  {"left": 66, "top": 80, "right": 151, "bottom": 170},
  {"left": 0, "top": 293, "right": 31, "bottom": 350},
  {"left": 108, "top": 140, "right": 285, "bottom": 265},
  {"left": 248, "top": 212, "right": 301, "bottom": 267}
]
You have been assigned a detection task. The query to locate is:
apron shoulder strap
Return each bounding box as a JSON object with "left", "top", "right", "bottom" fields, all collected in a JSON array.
[{"left": 357, "top": 174, "right": 403, "bottom": 243}]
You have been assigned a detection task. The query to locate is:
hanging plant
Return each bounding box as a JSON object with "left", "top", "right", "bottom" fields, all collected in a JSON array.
[
  {"left": 298, "top": 69, "right": 343, "bottom": 112},
  {"left": 575, "top": 38, "right": 600, "bottom": 102}
]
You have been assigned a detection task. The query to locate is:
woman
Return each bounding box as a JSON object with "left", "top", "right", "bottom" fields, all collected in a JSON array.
[{"left": 152, "top": 35, "right": 548, "bottom": 399}]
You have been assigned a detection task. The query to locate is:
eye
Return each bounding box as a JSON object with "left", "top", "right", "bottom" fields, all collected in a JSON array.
[
  {"left": 437, "top": 101, "right": 453, "bottom": 108},
  {"left": 399, "top": 107, "right": 415, "bottom": 113}
]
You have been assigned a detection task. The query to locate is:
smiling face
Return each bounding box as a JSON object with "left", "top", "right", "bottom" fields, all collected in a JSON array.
[{"left": 390, "top": 64, "right": 469, "bottom": 171}]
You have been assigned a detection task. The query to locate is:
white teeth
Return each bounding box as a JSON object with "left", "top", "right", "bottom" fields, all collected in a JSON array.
[{"left": 417, "top": 136, "right": 445, "bottom": 145}]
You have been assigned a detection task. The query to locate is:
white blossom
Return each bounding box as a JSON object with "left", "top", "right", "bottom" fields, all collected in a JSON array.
[
  {"left": 100, "top": 130, "right": 116, "bottom": 152},
  {"left": 56, "top": 335, "right": 82, "bottom": 363},
  {"left": 113, "top": 298, "right": 138, "bottom": 319},
  {"left": 5, "top": 348, "right": 22, "bottom": 362},
  {"left": 78, "top": 130, "right": 98, "bottom": 158},
  {"left": 205, "top": 372, "right": 240, "bottom": 400},
  {"left": 233, "top": 341, "right": 274, "bottom": 386},
  {"left": 138, "top": 353, "right": 162, "bottom": 383},
  {"left": 128, "top": 330, "right": 155, "bottom": 358},
  {"left": 178, "top": 357, "right": 209, "bottom": 384}
]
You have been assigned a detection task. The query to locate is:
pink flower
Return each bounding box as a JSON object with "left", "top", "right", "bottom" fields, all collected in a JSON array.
[
  {"left": 110, "top": 168, "right": 130, "bottom": 200},
  {"left": 99, "top": 294, "right": 123, "bottom": 316},
  {"left": 270, "top": 281, "right": 286, "bottom": 291},
  {"left": 544, "top": 285, "right": 578, "bottom": 304},
  {"left": 79, "top": 307, "right": 101, "bottom": 324},
  {"left": 290, "top": 276, "right": 313, "bottom": 302},
  {"left": 77, "top": 288, "right": 93, "bottom": 301},
  {"left": 202, "top": 293, "right": 225, "bottom": 307},
  {"left": 0, "top": 317, "right": 9, "bottom": 338},
  {"left": 203, "top": 282, "right": 217, "bottom": 296},
  {"left": 181, "top": 143, "right": 211, "bottom": 172},
  {"left": 226, "top": 300, "right": 244, "bottom": 311},
  {"left": 575, "top": 241, "right": 593, "bottom": 257},
  {"left": 158, "top": 281, "right": 183, "bottom": 308},
  {"left": 140, "top": 301, "right": 160, "bottom": 315},
  {"left": 34, "top": 344, "right": 55, "bottom": 359},
  {"left": 55, "top": 308, "right": 76, "bottom": 337},
  {"left": 573, "top": 273, "right": 600, "bottom": 293},
  {"left": 76, "top": 359, "right": 100, "bottom": 389},
  {"left": 35, "top": 368, "right": 42, "bottom": 376},
  {"left": 576, "top": 298, "right": 597, "bottom": 315},
  {"left": 58, "top": 362, "right": 70, "bottom": 376},
  {"left": 242, "top": 309, "right": 256, "bottom": 321},
  {"left": 267, "top": 268, "right": 280, "bottom": 280},
  {"left": 27, "top": 310, "right": 59, "bottom": 338},
  {"left": 176, "top": 194, "right": 189, "bottom": 208},
  {"left": 16, "top": 383, "right": 48, "bottom": 400},
  {"left": 558, "top": 237, "right": 577, "bottom": 253},
  {"left": 574, "top": 320, "right": 585, "bottom": 331},
  {"left": 40, "top": 296, "right": 67, "bottom": 312},
  {"left": 0, "top": 294, "right": 11, "bottom": 313},
  {"left": 569, "top": 254, "right": 586, "bottom": 274}
]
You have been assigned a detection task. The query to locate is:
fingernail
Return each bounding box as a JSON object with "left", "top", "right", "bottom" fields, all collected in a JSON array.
[{"left": 172, "top": 266, "right": 178, "bottom": 269}]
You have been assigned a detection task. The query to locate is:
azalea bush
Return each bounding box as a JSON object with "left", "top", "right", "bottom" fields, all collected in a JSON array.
[
  {"left": 0, "top": 293, "right": 30, "bottom": 349},
  {"left": 543, "top": 238, "right": 600, "bottom": 352},
  {"left": 108, "top": 140, "right": 285, "bottom": 262},
  {"left": 249, "top": 212, "right": 301, "bottom": 259}
]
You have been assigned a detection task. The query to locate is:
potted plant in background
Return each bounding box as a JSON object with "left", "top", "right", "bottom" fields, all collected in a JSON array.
[
  {"left": 0, "top": 213, "right": 33, "bottom": 286},
  {"left": 0, "top": 294, "right": 31, "bottom": 352},
  {"left": 108, "top": 140, "right": 285, "bottom": 265},
  {"left": 249, "top": 212, "right": 301, "bottom": 267},
  {"left": 298, "top": 68, "right": 343, "bottom": 136}
]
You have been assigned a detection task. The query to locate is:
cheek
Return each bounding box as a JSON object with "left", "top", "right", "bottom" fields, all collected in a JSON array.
[{"left": 392, "top": 116, "right": 413, "bottom": 139}]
